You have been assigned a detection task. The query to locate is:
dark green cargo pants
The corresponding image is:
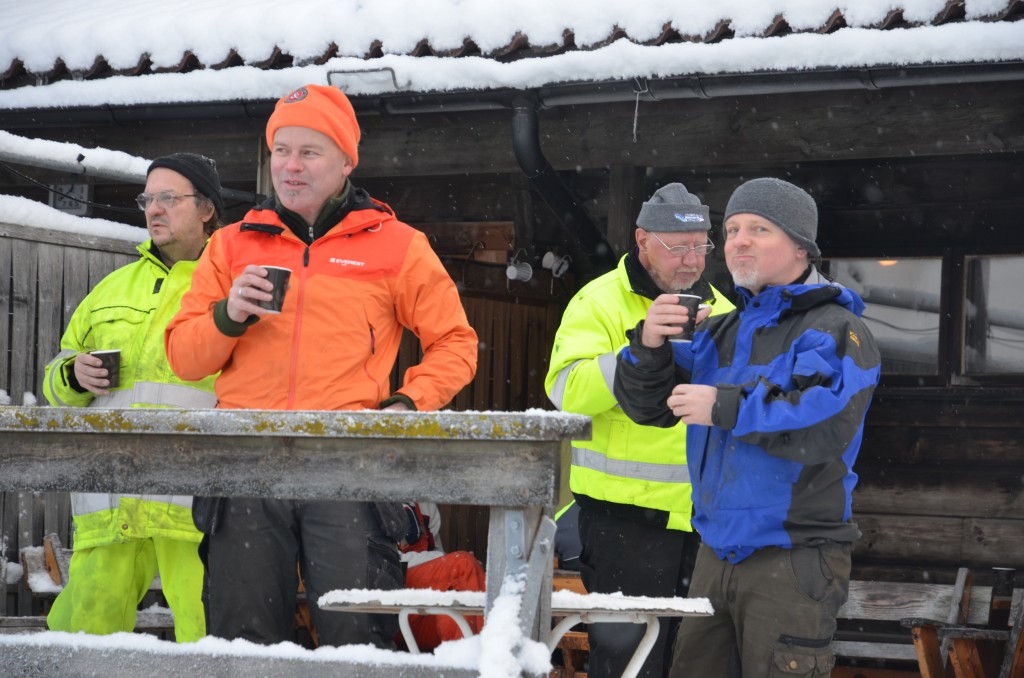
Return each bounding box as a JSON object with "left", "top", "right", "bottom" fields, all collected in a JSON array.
[{"left": 670, "top": 541, "right": 851, "bottom": 678}]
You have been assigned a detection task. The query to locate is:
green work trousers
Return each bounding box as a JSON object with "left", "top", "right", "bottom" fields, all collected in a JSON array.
[
  {"left": 670, "top": 541, "right": 851, "bottom": 678},
  {"left": 47, "top": 537, "right": 205, "bottom": 642}
]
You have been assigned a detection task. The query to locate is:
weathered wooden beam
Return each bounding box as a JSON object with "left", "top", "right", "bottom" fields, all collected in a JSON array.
[
  {"left": 0, "top": 408, "right": 589, "bottom": 507},
  {"left": 0, "top": 222, "right": 140, "bottom": 255},
  {"left": 16, "top": 81, "right": 1021, "bottom": 182},
  {"left": 854, "top": 466, "right": 1024, "bottom": 519},
  {"left": 854, "top": 514, "right": 1024, "bottom": 568}
]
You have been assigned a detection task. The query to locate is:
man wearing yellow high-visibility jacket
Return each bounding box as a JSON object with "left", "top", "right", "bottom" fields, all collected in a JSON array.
[
  {"left": 545, "top": 182, "right": 734, "bottom": 678},
  {"left": 41, "top": 153, "right": 224, "bottom": 642}
]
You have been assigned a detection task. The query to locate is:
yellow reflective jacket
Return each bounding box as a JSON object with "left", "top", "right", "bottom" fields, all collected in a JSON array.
[
  {"left": 544, "top": 253, "right": 734, "bottom": 531},
  {"left": 42, "top": 240, "right": 217, "bottom": 550}
]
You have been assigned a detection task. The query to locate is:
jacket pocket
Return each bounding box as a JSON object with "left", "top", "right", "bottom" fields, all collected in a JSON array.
[{"left": 771, "top": 635, "right": 835, "bottom": 677}]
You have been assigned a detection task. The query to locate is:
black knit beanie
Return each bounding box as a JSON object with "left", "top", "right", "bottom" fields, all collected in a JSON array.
[{"left": 147, "top": 153, "right": 225, "bottom": 217}]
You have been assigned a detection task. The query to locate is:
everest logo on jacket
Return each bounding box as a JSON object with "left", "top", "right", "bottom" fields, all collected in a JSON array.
[{"left": 329, "top": 257, "right": 366, "bottom": 267}]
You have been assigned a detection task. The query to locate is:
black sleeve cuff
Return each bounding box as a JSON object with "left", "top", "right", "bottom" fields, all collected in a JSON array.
[
  {"left": 625, "top": 320, "right": 675, "bottom": 371},
  {"left": 65, "top": 358, "right": 87, "bottom": 393},
  {"left": 713, "top": 383, "right": 743, "bottom": 430},
  {"left": 380, "top": 393, "right": 417, "bottom": 411},
  {"left": 213, "top": 298, "right": 259, "bottom": 337}
]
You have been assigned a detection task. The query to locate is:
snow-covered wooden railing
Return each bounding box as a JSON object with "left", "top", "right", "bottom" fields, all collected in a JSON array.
[{"left": 0, "top": 406, "right": 590, "bottom": 677}]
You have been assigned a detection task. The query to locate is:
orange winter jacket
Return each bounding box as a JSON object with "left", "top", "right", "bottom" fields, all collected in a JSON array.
[{"left": 165, "top": 197, "right": 478, "bottom": 411}]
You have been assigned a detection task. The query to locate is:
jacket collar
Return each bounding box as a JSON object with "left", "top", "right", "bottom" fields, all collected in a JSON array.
[
  {"left": 736, "top": 265, "right": 865, "bottom": 317},
  {"left": 623, "top": 248, "right": 716, "bottom": 304},
  {"left": 257, "top": 182, "right": 392, "bottom": 244},
  {"left": 137, "top": 239, "right": 169, "bottom": 273}
]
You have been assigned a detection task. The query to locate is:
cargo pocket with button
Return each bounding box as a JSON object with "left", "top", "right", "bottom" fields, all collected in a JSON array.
[{"left": 770, "top": 635, "right": 835, "bottom": 677}]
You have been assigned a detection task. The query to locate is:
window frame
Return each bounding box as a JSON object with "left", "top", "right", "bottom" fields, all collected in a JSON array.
[{"left": 822, "top": 246, "right": 1024, "bottom": 388}]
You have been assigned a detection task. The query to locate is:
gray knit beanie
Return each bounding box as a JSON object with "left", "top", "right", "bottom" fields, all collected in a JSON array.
[
  {"left": 636, "top": 182, "right": 710, "bottom": 233},
  {"left": 148, "top": 153, "right": 225, "bottom": 217},
  {"left": 723, "top": 178, "right": 820, "bottom": 257}
]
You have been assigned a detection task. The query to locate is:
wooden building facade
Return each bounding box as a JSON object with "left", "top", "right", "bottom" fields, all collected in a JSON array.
[{"left": 2, "top": 10, "right": 1024, "bottom": 607}]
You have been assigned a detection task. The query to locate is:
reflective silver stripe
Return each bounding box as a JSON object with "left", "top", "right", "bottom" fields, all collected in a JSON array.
[
  {"left": 572, "top": 446, "right": 691, "bottom": 484},
  {"left": 548, "top": 360, "right": 585, "bottom": 409},
  {"left": 548, "top": 352, "right": 616, "bottom": 409},
  {"left": 71, "top": 492, "right": 193, "bottom": 518},
  {"left": 46, "top": 350, "right": 81, "bottom": 407},
  {"left": 596, "top": 351, "right": 618, "bottom": 394},
  {"left": 92, "top": 382, "right": 217, "bottom": 409}
]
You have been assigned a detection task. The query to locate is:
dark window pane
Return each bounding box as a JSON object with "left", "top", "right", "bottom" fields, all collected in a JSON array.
[{"left": 824, "top": 258, "right": 941, "bottom": 375}]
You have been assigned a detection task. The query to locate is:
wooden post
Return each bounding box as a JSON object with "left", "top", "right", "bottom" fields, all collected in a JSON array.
[{"left": 607, "top": 165, "right": 644, "bottom": 259}]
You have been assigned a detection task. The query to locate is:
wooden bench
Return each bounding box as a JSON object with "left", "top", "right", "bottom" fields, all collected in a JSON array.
[
  {"left": 1, "top": 532, "right": 173, "bottom": 636},
  {"left": 834, "top": 568, "right": 1024, "bottom": 678},
  {"left": 906, "top": 567, "right": 1024, "bottom": 678}
]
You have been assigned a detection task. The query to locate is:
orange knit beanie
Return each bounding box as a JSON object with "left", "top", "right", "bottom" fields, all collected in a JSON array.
[{"left": 265, "top": 85, "right": 361, "bottom": 168}]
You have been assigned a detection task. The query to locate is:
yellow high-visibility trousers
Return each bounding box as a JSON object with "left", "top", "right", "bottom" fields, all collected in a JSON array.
[{"left": 47, "top": 537, "right": 205, "bottom": 642}]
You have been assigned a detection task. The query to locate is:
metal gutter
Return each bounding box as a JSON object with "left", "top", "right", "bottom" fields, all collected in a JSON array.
[{"left": 1, "top": 62, "right": 1021, "bottom": 126}]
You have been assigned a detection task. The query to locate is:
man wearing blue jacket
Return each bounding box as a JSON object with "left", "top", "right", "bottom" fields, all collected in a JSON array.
[{"left": 614, "top": 178, "right": 881, "bottom": 677}]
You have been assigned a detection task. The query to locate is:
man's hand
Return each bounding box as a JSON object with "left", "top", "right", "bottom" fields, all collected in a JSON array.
[
  {"left": 227, "top": 265, "right": 277, "bottom": 323},
  {"left": 642, "top": 294, "right": 701, "bottom": 348},
  {"left": 667, "top": 384, "right": 717, "bottom": 425},
  {"left": 73, "top": 352, "right": 113, "bottom": 395}
]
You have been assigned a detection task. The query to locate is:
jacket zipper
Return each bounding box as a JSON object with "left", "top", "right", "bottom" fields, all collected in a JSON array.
[
  {"left": 286, "top": 243, "right": 310, "bottom": 409},
  {"left": 366, "top": 324, "right": 382, "bottom": 404}
]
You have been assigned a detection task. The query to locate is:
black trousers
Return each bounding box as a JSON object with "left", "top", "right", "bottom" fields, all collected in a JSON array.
[
  {"left": 206, "top": 497, "right": 402, "bottom": 647},
  {"left": 578, "top": 507, "right": 701, "bottom": 678}
]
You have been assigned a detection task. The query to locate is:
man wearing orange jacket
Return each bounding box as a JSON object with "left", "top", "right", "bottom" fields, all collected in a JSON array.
[{"left": 165, "top": 84, "right": 478, "bottom": 648}]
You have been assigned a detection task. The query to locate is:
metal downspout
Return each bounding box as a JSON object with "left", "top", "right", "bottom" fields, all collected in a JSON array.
[{"left": 511, "top": 96, "right": 617, "bottom": 282}]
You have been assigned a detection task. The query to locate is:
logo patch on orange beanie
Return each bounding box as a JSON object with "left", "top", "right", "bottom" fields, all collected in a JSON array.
[{"left": 283, "top": 87, "right": 308, "bottom": 103}]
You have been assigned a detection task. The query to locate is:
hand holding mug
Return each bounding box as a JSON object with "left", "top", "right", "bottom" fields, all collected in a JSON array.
[{"left": 228, "top": 265, "right": 291, "bottom": 322}]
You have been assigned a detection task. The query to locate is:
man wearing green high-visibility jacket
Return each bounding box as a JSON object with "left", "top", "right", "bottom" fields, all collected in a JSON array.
[
  {"left": 545, "top": 182, "right": 734, "bottom": 678},
  {"left": 42, "top": 153, "right": 224, "bottom": 642}
]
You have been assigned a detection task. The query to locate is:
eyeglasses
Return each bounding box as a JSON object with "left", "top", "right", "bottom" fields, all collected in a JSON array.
[
  {"left": 647, "top": 231, "right": 715, "bottom": 257},
  {"left": 136, "top": 191, "right": 198, "bottom": 211}
]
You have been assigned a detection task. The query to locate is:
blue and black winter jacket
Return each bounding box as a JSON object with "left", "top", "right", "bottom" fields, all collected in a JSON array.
[{"left": 614, "top": 269, "right": 881, "bottom": 564}]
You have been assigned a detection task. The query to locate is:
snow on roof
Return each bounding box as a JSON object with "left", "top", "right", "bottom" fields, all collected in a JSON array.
[{"left": 0, "top": 0, "right": 1022, "bottom": 109}]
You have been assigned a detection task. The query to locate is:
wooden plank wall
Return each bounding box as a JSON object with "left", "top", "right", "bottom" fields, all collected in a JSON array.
[
  {"left": 852, "top": 390, "right": 1024, "bottom": 587},
  {"left": 0, "top": 222, "right": 137, "bottom": 615}
]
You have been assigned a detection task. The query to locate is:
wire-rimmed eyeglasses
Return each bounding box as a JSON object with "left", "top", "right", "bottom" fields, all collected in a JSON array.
[
  {"left": 647, "top": 231, "right": 715, "bottom": 257},
  {"left": 136, "top": 191, "right": 198, "bottom": 211}
]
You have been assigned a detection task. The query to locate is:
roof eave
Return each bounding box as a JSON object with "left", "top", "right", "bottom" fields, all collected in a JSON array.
[{"left": 0, "top": 61, "right": 1021, "bottom": 128}]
